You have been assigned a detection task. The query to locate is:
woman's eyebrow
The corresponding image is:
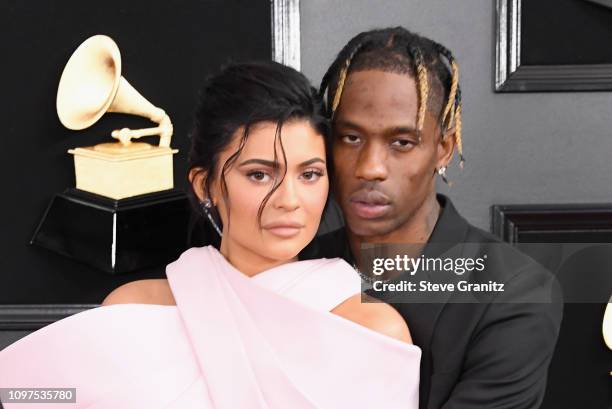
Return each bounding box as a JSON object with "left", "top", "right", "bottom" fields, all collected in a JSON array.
[
  {"left": 299, "top": 158, "right": 325, "bottom": 166},
  {"left": 238, "top": 158, "right": 325, "bottom": 167},
  {"left": 238, "top": 159, "right": 278, "bottom": 168}
]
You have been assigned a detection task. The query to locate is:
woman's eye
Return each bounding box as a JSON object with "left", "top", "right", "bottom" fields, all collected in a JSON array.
[
  {"left": 247, "top": 171, "right": 271, "bottom": 183},
  {"left": 341, "top": 135, "right": 361, "bottom": 145},
  {"left": 301, "top": 169, "right": 325, "bottom": 182}
]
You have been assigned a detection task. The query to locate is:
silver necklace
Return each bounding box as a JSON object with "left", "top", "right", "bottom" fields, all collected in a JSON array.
[{"left": 352, "top": 263, "right": 391, "bottom": 285}]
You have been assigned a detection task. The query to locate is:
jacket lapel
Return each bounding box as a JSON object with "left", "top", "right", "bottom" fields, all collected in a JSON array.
[{"left": 391, "top": 195, "right": 471, "bottom": 407}]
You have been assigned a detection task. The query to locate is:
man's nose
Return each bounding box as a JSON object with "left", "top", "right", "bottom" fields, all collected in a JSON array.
[{"left": 354, "top": 142, "right": 389, "bottom": 181}]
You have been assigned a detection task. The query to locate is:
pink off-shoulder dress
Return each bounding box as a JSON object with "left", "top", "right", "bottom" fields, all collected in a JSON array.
[{"left": 0, "top": 246, "right": 421, "bottom": 408}]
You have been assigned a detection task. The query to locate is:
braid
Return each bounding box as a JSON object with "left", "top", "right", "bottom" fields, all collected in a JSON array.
[
  {"left": 330, "top": 42, "right": 364, "bottom": 118},
  {"left": 454, "top": 88, "right": 465, "bottom": 167},
  {"left": 319, "top": 31, "right": 372, "bottom": 114},
  {"left": 318, "top": 66, "right": 334, "bottom": 99},
  {"left": 434, "top": 43, "right": 459, "bottom": 128},
  {"left": 409, "top": 45, "right": 429, "bottom": 136},
  {"left": 319, "top": 58, "right": 342, "bottom": 102},
  {"left": 434, "top": 41, "right": 465, "bottom": 167},
  {"left": 443, "top": 61, "right": 459, "bottom": 127}
]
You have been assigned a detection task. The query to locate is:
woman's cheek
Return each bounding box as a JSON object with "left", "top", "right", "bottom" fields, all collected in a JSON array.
[
  {"left": 224, "top": 178, "right": 263, "bottom": 231},
  {"left": 304, "top": 181, "right": 329, "bottom": 220}
]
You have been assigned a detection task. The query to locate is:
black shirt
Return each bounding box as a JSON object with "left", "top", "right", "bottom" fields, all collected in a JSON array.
[{"left": 301, "top": 194, "right": 563, "bottom": 409}]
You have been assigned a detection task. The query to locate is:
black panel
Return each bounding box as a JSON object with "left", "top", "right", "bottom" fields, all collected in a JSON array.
[
  {"left": 0, "top": 0, "right": 271, "bottom": 304},
  {"left": 491, "top": 204, "right": 612, "bottom": 409},
  {"left": 522, "top": 0, "right": 612, "bottom": 65},
  {"left": 495, "top": 0, "right": 612, "bottom": 91}
]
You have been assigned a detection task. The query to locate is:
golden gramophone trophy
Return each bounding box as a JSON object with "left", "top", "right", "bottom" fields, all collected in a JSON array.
[
  {"left": 604, "top": 301, "right": 612, "bottom": 375},
  {"left": 30, "top": 35, "right": 190, "bottom": 274}
]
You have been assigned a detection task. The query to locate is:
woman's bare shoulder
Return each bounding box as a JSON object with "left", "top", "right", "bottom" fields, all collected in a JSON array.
[
  {"left": 101, "top": 279, "right": 176, "bottom": 306},
  {"left": 331, "top": 293, "right": 413, "bottom": 344}
]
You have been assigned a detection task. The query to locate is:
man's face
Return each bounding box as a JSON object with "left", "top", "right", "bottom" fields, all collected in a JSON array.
[{"left": 332, "top": 70, "right": 444, "bottom": 238}]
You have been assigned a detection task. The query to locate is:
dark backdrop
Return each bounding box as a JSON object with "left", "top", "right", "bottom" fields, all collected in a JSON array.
[
  {"left": 522, "top": 0, "right": 612, "bottom": 65},
  {"left": 0, "top": 0, "right": 271, "bottom": 304}
]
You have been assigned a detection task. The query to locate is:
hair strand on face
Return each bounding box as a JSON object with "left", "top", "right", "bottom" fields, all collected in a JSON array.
[{"left": 255, "top": 118, "right": 291, "bottom": 225}]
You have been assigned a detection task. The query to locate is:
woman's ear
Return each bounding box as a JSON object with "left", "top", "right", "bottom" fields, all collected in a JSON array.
[{"left": 188, "top": 167, "right": 209, "bottom": 202}]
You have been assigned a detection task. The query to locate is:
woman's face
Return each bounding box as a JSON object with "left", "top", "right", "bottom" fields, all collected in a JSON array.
[{"left": 204, "top": 119, "right": 328, "bottom": 263}]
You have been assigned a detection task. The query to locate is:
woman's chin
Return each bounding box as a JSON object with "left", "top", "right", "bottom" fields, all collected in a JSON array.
[{"left": 261, "top": 236, "right": 309, "bottom": 262}]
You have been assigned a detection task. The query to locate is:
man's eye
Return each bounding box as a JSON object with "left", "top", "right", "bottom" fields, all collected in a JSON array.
[
  {"left": 391, "top": 139, "right": 415, "bottom": 148},
  {"left": 342, "top": 135, "right": 361, "bottom": 144},
  {"left": 247, "top": 171, "right": 271, "bottom": 183}
]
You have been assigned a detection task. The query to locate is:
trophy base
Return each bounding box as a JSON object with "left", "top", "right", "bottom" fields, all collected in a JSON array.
[
  {"left": 30, "top": 188, "right": 191, "bottom": 274},
  {"left": 68, "top": 145, "right": 179, "bottom": 200}
]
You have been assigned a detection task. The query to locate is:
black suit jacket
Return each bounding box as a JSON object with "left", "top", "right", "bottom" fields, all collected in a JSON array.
[{"left": 300, "top": 194, "right": 563, "bottom": 409}]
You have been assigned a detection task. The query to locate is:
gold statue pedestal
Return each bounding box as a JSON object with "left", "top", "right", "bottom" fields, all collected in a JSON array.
[
  {"left": 68, "top": 143, "right": 179, "bottom": 200},
  {"left": 29, "top": 142, "right": 188, "bottom": 274}
]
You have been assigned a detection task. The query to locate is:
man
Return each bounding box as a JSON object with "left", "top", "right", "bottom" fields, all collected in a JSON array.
[{"left": 302, "top": 27, "right": 562, "bottom": 409}]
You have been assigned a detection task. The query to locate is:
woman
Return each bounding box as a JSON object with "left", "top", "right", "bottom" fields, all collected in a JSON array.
[{"left": 0, "top": 61, "right": 420, "bottom": 408}]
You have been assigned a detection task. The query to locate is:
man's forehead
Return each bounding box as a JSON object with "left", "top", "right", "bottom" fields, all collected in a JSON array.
[
  {"left": 335, "top": 71, "right": 418, "bottom": 133},
  {"left": 334, "top": 115, "right": 418, "bottom": 136},
  {"left": 339, "top": 71, "right": 418, "bottom": 119},
  {"left": 342, "top": 70, "right": 417, "bottom": 99}
]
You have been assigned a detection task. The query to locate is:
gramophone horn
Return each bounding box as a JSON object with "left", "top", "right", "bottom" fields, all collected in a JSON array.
[
  {"left": 56, "top": 34, "right": 172, "bottom": 148},
  {"left": 56, "top": 35, "right": 122, "bottom": 130}
]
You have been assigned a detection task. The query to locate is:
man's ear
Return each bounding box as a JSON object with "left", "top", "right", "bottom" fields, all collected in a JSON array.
[
  {"left": 436, "top": 126, "right": 457, "bottom": 169},
  {"left": 188, "top": 167, "right": 210, "bottom": 202}
]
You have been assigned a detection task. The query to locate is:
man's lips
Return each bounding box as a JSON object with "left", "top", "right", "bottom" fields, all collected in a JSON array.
[{"left": 348, "top": 190, "right": 392, "bottom": 219}]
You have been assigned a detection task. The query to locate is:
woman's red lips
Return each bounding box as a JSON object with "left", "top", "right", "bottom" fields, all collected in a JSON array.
[{"left": 349, "top": 190, "right": 392, "bottom": 219}]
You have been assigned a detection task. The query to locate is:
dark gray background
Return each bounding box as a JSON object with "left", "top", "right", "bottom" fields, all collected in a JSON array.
[{"left": 301, "top": 0, "right": 612, "bottom": 230}]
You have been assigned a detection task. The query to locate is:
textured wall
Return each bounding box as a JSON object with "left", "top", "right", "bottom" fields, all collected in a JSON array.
[{"left": 301, "top": 0, "right": 612, "bottom": 230}]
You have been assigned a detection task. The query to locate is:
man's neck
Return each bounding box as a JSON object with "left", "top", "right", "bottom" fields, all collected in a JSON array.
[{"left": 347, "top": 194, "right": 441, "bottom": 261}]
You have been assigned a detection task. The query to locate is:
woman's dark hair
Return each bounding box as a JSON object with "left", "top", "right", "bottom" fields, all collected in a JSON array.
[{"left": 187, "top": 60, "right": 329, "bottom": 248}]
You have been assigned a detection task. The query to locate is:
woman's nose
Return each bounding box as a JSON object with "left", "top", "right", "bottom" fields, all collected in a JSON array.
[{"left": 271, "top": 177, "right": 300, "bottom": 211}]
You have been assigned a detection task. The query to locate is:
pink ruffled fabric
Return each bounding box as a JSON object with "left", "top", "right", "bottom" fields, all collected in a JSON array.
[{"left": 0, "top": 246, "right": 421, "bottom": 408}]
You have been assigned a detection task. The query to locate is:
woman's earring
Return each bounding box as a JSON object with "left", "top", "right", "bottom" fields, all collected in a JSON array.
[
  {"left": 200, "top": 199, "right": 223, "bottom": 237},
  {"left": 437, "top": 166, "right": 452, "bottom": 187}
]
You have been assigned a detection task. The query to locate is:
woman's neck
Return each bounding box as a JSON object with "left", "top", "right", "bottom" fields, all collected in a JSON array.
[{"left": 219, "top": 238, "right": 296, "bottom": 277}]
